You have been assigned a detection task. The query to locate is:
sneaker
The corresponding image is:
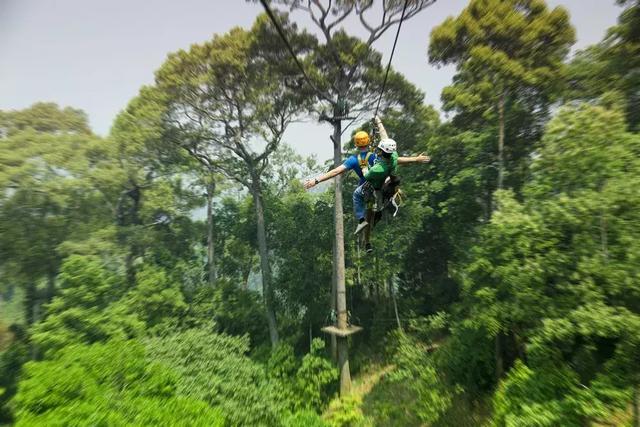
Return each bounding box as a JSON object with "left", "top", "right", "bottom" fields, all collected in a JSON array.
[
  {"left": 354, "top": 220, "right": 369, "bottom": 235},
  {"left": 365, "top": 243, "right": 373, "bottom": 253}
]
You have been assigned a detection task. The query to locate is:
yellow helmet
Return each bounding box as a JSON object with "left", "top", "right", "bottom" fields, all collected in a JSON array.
[{"left": 354, "top": 131, "right": 370, "bottom": 147}]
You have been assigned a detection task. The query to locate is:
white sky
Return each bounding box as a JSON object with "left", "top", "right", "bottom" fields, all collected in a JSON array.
[{"left": 0, "top": 0, "right": 622, "bottom": 162}]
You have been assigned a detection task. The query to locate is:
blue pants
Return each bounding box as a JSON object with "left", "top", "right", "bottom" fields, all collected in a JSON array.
[{"left": 353, "top": 182, "right": 374, "bottom": 221}]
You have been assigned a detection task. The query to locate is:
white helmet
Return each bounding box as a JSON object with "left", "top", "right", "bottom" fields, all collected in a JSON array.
[{"left": 378, "top": 138, "right": 397, "bottom": 154}]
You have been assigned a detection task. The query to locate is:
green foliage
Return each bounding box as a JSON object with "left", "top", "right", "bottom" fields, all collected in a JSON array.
[
  {"left": 31, "top": 256, "right": 143, "bottom": 357},
  {"left": 32, "top": 254, "right": 194, "bottom": 357},
  {"left": 566, "top": 0, "right": 640, "bottom": 130},
  {"left": 88, "top": 85, "right": 199, "bottom": 288},
  {"left": 0, "top": 102, "right": 90, "bottom": 137},
  {"left": 492, "top": 360, "right": 630, "bottom": 427},
  {"left": 188, "top": 279, "right": 269, "bottom": 346},
  {"left": 13, "top": 339, "right": 224, "bottom": 426},
  {"left": 392, "top": 126, "right": 489, "bottom": 323},
  {"left": 324, "top": 394, "right": 365, "bottom": 427},
  {"left": 429, "top": 0, "right": 575, "bottom": 196},
  {"left": 360, "top": 378, "right": 420, "bottom": 427},
  {"left": 388, "top": 99, "right": 640, "bottom": 425},
  {"left": 435, "top": 323, "right": 495, "bottom": 396},
  {"left": 146, "top": 328, "right": 287, "bottom": 425},
  {"left": 0, "top": 104, "right": 108, "bottom": 324},
  {"left": 388, "top": 333, "right": 456, "bottom": 424},
  {"left": 0, "top": 287, "right": 24, "bottom": 326},
  {"left": 455, "top": 103, "right": 640, "bottom": 423},
  {"left": 284, "top": 410, "right": 328, "bottom": 427},
  {"left": 154, "top": 15, "right": 313, "bottom": 184},
  {"left": 213, "top": 196, "right": 257, "bottom": 287},
  {"left": 3, "top": 3, "right": 640, "bottom": 427},
  {"left": 529, "top": 103, "right": 639, "bottom": 195},
  {"left": 269, "top": 189, "right": 332, "bottom": 336},
  {"left": 47, "top": 255, "right": 120, "bottom": 311},
  {"left": 267, "top": 339, "right": 338, "bottom": 413},
  {"left": 120, "top": 264, "right": 187, "bottom": 332},
  {"left": 294, "top": 339, "right": 338, "bottom": 412},
  {"left": 267, "top": 342, "right": 300, "bottom": 381},
  {"left": 154, "top": 15, "right": 321, "bottom": 345},
  {"left": 430, "top": 0, "right": 575, "bottom": 115},
  {"left": 0, "top": 330, "right": 28, "bottom": 423}
]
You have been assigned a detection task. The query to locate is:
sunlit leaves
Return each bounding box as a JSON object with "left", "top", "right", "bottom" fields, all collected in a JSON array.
[{"left": 13, "top": 340, "right": 224, "bottom": 426}]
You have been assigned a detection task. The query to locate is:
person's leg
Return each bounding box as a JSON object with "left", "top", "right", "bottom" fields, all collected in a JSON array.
[
  {"left": 354, "top": 183, "right": 373, "bottom": 235},
  {"left": 373, "top": 210, "right": 383, "bottom": 226},
  {"left": 373, "top": 189, "right": 384, "bottom": 213},
  {"left": 364, "top": 209, "right": 374, "bottom": 253},
  {"left": 353, "top": 184, "right": 367, "bottom": 222}
]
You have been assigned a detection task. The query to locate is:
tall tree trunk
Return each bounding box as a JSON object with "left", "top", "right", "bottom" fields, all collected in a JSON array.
[
  {"left": 115, "top": 188, "right": 136, "bottom": 287},
  {"left": 124, "top": 253, "right": 135, "bottom": 287},
  {"left": 331, "top": 106, "right": 352, "bottom": 396},
  {"left": 24, "top": 282, "right": 41, "bottom": 358},
  {"left": 242, "top": 267, "right": 251, "bottom": 291},
  {"left": 206, "top": 180, "right": 217, "bottom": 285},
  {"left": 494, "top": 93, "right": 507, "bottom": 382},
  {"left": 46, "top": 271, "right": 56, "bottom": 303},
  {"left": 375, "top": 252, "right": 381, "bottom": 303},
  {"left": 495, "top": 332, "right": 504, "bottom": 381},
  {"left": 330, "top": 263, "right": 338, "bottom": 362},
  {"left": 633, "top": 384, "right": 640, "bottom": 427},
  {"left": 24, "top": 282, "right": 38, "bottom": 326},
  {"left": 126, "top": 186, "right": 141, "bottom": 286},
  {"left": 329, "top": 119, "right": 339, "bottom": 363},
  {"left": 600, "top": 210, "right": 609, "bottom": 261},
  {"left": 389, "top": 276, "right": 402, "bottom": 333},
  {"left": 250, "top": 174, "right": 279, "bottom": 347},
  {"left": 497, "top": 93, "right": 506, "bottom": 191}
]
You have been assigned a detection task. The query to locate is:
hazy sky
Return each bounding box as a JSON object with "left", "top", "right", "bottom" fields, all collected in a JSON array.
[{"left": 0, "top": 0, "right": 622, "bottom": 162}]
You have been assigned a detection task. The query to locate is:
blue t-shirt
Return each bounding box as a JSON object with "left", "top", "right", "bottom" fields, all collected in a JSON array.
[{"left": 343, "top": 150, "right": 377, "bottom": 184}]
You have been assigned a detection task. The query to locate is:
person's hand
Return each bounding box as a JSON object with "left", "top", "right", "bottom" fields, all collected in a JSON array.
[
  {"left": 303, "top": 178, "right": 317, "bottom": 190},
  {"left": 416, "top": 153, "right": 431, "bottom": 163}
]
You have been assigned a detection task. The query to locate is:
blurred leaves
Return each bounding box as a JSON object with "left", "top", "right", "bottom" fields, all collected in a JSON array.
[
  {"left": 13, "top": 339, "right": 224, "bottom": 426},
  {"left": 2, "top": 2, "right": 640, "bottom": 426}
]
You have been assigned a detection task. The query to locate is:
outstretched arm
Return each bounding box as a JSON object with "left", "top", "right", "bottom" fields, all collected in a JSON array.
[
  {"left": 374, "top": 116, "right": 430, "bottom": 164},
  {"left": 398, "top": 153, "right": 431, "bottom": 164},
  {"left": 304, "top": 164, "right": 348, "bottom": 189},
  {"left": 374, "top": 116, "right": 389, "bottom": 140}
]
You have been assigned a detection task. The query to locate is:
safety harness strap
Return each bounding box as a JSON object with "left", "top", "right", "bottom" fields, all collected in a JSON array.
[{"left": 358, "top": 151, "right": 373, "bottom": 174}]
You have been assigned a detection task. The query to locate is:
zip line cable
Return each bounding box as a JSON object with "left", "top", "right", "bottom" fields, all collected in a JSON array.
[
  {"left": 260, "top": 0, "right": 410, "bottom": 131},
  {"left": 373, "top": 0, "right": 409, "bottom": 119},
  {"left": 340, "top": 112, "right": 363, "bottom": 137},
  {"left": 258, "top": 0, "right": 328, "bottom": 102},
  {"left": 342, "top": 0, "right": 410, "bottom": 138}
]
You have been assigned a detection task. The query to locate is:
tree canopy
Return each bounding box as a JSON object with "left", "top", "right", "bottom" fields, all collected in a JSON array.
[{"left": 2, "top": 1, "right": 639, "bottom": 426}]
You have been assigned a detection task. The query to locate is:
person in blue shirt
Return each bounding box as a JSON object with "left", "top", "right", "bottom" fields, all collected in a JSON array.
[
  {"left": 303, "top": 128, "right": 428, "bottom": 191},
  {"left": 303, "top": 130, "right": 378, "bottom": 189}
]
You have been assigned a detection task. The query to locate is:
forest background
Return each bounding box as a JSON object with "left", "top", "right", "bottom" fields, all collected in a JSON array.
[{"left": 1, "top": 0, "right": 640, "bottom": 426}]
